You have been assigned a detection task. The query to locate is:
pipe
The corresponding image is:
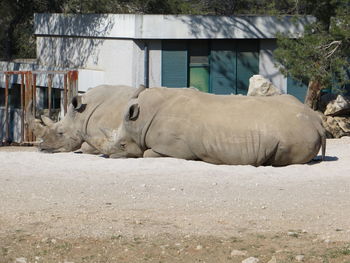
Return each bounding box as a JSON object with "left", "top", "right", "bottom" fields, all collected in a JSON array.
[{"left": 144, "top": 42, "right": 149, "bottom": 88}]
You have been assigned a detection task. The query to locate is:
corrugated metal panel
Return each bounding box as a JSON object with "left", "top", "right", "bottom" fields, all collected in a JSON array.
[{"left": 161, "top": 41, "right": 188, "bottom": 88}]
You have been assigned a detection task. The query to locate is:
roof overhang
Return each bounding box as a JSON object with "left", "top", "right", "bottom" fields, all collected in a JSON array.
[{"left": 34, "top": 13, "right": 315, "bottom": 40}]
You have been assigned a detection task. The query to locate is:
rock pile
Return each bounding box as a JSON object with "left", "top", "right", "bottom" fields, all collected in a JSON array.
[{"left": 321, "top": 94, "right": 350, "bottom": 138}]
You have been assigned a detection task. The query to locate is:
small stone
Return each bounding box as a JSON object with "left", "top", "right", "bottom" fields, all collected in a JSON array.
[
  {"left": 287, "top": 231, "right": 298, "bottom": 237},
  {"left": 15, "top": 258, "right": 27, "bottom": 263},
  {"left": 267, "top": 256, "right": 277, "bottom": 263},
  {"left": 51, "top": 238, "right": 57, "bottom": 244},
  {"left": 295, "top": 255, "right": 304, "bottom": 262},
  {"left": 261, "top": 206, "right": 267, "bottom": 209},
  {"left": 170, "top": 188, "right": 176, "bottom": 191},
  {"left": 230, "top": 249, "right": 247, "bottom": 256},
  {"left": 242, "top": 257, "right": 259, "bottom": 263},
  {"left": 196, "top": 245, "right": 203, "bottom": 250},
  {"left": 324, "top": 239, "right": 331, "bottom": 243}
]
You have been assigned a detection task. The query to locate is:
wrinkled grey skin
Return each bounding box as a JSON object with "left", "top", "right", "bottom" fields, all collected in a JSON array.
[
  {"left": 106, "top": 86, "right": 326, "bottom": 166},
  {"left": 26, "top": 85, "right": 135, "bottom": 154}
]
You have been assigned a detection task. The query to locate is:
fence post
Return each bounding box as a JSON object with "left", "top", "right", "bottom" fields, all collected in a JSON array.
[
  {"left": 63, "top": 73, "right": 68, "bottom": 115},
  {"left": 4, "top": 74, "right": 10, "bottom": 144},
  {"left": 21, "top": 73, "right": 25, "bottom": 143}
]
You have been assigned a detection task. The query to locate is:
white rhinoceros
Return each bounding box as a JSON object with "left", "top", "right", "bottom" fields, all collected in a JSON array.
[
  {"left": 26, "top": 85, "right": 135, "bottom": 154},
  {"left": 103, "top": 86, "right": 326, "bottom": 166}
]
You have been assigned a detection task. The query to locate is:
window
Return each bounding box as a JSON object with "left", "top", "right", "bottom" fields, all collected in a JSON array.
[{"left": 161, "top": 39, "right": 259, "bottom": 95}]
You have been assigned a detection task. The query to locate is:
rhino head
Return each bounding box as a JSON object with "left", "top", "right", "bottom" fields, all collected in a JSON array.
[
  {"left": 99, "top": 115, "right": 144, "bottom": 159},
  {"left": 26, "top": 96, "right": 84, "bottom": 153}
]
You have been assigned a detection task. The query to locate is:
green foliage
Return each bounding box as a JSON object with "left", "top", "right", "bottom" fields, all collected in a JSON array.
[{"left": 274, "top": 0, "right": 350, "bottom": 90}]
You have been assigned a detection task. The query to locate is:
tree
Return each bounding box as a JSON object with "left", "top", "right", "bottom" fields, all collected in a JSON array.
[{"left": 274, "top": 0, "right": 350, "bottom": 109}]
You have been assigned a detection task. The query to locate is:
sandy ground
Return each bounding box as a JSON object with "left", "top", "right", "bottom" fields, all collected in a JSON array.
[{"left": 0, "top": 138, "right": 350, "bottom": 262}]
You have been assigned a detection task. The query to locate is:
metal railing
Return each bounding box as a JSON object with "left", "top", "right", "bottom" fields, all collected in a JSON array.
[{"left": 0, "top": 70, "right": 78, "bottom": 145}]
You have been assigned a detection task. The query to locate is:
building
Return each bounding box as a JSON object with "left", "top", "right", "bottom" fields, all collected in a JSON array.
[{"left": 1, "top": 14, "right": 313, "bottom": 143}]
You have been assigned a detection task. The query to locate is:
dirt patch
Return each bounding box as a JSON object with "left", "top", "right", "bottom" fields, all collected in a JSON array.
[
  {"left": 1, "top": 138, "right": 350, "bottom": 262},
  {"left": 1, "top": 231, "right": 350, "bottom": 263}
]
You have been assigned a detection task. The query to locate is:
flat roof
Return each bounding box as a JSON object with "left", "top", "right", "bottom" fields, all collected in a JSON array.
[{"left": 34, "top": 14, "right": 315, "bottom": 39}]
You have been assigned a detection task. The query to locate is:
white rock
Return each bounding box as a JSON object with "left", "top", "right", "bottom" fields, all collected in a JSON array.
[
  {"left": 287, "top": 231, "right": 298, "bottom": 237},
  {"left": 295, "top": 254, "right": 305, "bottom": 262},
  {"left": 15, "top": 258, "right": 27, "bottom": 263},
  {"left": 324, "top": 94, "right": 350, "bottom": 116},
  {"left": 196, "top": 245, "right": 203, "bottom": 250},
  {"left": 230, "top": 249, "right": 247, "bottom": 256},
  {"left": 247, "top": 75, "right": 282, "bottom": 97},
  {"left": 242, "top": 257, "right": 259, "bottom": 263}
]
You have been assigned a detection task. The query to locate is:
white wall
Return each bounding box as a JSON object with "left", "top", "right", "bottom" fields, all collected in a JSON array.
[
  {"left": 35, "top": 14, "right": 315, "bottom": 40},
  {"left": 37, "top": 36, "right": 141, "bottom": 88},
  {"left": 259, "top": 39, "right": 287, "bottom": 93},
  {"left": 148, "top": 40, "right": 162, "bottom": 87}
]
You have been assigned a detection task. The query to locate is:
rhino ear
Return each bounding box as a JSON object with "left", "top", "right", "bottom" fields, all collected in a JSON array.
[
  {"left": 41, "top": 115, "right": 55, "bottom": 127},
  {"left": 131, "top": 84, "right": 147, "bottom": 99},
  {"left": 71, "top": 95, "right": 86, "bottom": 112},
  {"left": 127, "top": 103, "right": 140, "bottom": 121}
]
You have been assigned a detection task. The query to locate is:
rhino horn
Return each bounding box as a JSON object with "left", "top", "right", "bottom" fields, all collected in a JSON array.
[
  {"left": 41, "top": 115, "right": 55, "bottom": 127},
  {"left": 25, "top": 100, "right": 49, "bottom": 137}
]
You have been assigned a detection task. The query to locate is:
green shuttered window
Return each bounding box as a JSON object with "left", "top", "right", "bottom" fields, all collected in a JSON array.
[
  {"left": 161, "top": 40, "right": 259, "bottom": 95},
  {"left": 162, "top": 41, "right": 188, "bottom": 88}
]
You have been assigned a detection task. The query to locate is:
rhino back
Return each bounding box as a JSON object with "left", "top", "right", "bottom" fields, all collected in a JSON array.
[{"left": 141, "top": 90, "right": 323, "bottom": 166}]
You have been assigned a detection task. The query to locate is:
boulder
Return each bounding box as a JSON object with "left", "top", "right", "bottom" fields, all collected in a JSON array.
[
  {"left": 247, "top": 75, "right": 282, "bottom": 96},
  {"left": 324, "top": 94, "right": 350, "bottom": 116},
  {"left": 322, "top": 115, "right": 350, "bottom": 138}
]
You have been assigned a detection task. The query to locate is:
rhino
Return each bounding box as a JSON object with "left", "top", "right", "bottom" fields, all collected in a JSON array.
[
  {"left": 101, "top": 86, "right": 326, "bottom": 166},
  {"left": 26, "top": 85, "right": 135, "bottom": 154}
]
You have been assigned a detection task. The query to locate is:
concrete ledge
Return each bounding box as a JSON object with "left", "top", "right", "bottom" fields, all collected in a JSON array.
[{"left": 34, "top": 14, "right": 315, "bottom": 39}]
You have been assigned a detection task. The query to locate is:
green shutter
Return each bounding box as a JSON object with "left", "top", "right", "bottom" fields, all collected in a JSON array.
[
  {"left": 287, "top": 77, "right": 308, "bottom": 102},
  {"left": 189, "top": 40, "right": 209, "bottom": 92},
  {"left": 236, "top": 40, "right": 259, "bottom": 95},
  {"left": 210, "top": 40, "right": 236, "bottom": 94},
  {"left": 161, "top": 41, "right": 188, "bottom": 88}
]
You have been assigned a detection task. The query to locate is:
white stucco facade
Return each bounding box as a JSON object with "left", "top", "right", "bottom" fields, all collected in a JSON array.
[{"left": 32, "top": 14, "right": 314, "bottom": 92}]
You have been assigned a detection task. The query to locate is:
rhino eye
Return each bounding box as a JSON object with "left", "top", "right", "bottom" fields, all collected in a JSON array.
[{"left": 120, "top": 143, "right": 126, "bottom": 150}]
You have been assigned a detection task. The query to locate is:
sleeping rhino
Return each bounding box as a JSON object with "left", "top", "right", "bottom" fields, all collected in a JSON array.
[
  {"left": 103, "top": 86, "right": 326, "bottom": 166},
  {"left": 26, "top": 85, "right": 135, "bottom": 154}
]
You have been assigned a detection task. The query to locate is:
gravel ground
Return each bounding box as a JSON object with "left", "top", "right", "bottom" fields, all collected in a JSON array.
[{"left": 0, "top": 138, "right": 350, "bottom": 262}]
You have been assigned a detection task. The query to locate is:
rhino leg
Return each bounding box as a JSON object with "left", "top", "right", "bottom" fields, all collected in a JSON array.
[{"left": 143, "top": 149, "right": 166, "bottom": 158}]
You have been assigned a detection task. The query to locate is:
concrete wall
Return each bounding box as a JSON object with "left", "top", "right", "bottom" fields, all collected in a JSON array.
[
  {"left": 259, "top": 39, "right": 287, "bottom": 93},
  {"left": 37, "top": 36, "right": 144, "bottom": 88},
  {"left": 35, "top": 14, "right": 315, "bottom": 40},
  {"left": 148, "top": 40, "right": 162, "bottom": 87}
]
